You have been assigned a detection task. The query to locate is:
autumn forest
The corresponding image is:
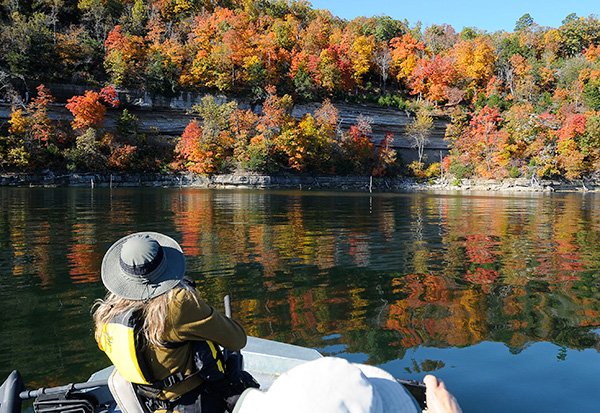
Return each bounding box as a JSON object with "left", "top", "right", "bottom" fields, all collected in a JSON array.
[{"left": 2, "top": 0, "right": 600, "bottom": 180}]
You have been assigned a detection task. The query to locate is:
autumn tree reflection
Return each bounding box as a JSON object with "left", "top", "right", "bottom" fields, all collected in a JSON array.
[{"left": 3, "top": 188, "right": 600, "bottom": 368}]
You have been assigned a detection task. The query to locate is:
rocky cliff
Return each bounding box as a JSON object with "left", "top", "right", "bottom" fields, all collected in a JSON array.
[{"left": 1, "top": 84, "right": 450, "bottom": 162}]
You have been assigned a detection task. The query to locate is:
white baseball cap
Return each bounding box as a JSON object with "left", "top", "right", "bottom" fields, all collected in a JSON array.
[{"left": 233, "top": 357, "right": 420, "bottom": 413}]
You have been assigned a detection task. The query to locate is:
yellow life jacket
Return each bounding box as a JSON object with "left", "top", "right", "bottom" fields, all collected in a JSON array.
[
  {"left": 99, "top": 309, "right": 153, "bottom": 385},
  {"left": 98, "top": 309, "right": 227, "bottom": 388}
]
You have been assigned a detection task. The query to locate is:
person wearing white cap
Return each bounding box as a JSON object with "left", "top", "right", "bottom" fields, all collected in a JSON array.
[{"left": 232, "top": 357, "right": 462, "bottom": 413}]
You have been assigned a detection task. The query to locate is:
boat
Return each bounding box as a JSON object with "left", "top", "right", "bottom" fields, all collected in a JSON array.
[
  {"left": 0, "top": 336, "right": 321, "bottom": 413},
  {"left": 0, "top": 336, "right": 425, "bottom": 413}
]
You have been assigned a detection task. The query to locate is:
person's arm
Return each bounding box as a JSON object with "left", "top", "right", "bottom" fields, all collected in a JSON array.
[
  {"left": 166, "top": 288, "right": 247, "bottom": 350},
  {"left": 423, "top": 375, "right": 462, "bottom": 413}
]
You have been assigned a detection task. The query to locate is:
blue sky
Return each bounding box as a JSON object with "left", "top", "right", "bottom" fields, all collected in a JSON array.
[{"left": 308, "top": 0, "right": 598, "bottom": 32}]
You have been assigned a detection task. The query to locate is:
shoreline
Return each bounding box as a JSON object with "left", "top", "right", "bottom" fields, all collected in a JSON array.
[{"left": 1, "top": 172, "right": 599, "bottom": 193}]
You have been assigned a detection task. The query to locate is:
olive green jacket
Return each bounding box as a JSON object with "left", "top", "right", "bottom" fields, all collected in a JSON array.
[{"left": 142, "top": 287, "right": 247, "bottom": 400}]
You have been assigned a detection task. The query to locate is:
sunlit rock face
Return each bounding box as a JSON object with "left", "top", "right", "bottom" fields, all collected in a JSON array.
[{"left": 0, "top": 86, "right": 449, "bottom": 163}]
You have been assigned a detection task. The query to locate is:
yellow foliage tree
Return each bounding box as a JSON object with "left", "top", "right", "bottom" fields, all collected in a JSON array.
[
  {"left": 8, "top": 109, "right": 27, "bottom": 135},
  {"left": 453, "top": 36, "right": 496, "bottom": 90},
  {"left": 349, "top": 35, "right": 375, "bottom": 86}
]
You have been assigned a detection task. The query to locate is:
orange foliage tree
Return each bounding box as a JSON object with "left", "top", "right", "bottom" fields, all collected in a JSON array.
[
  {"left": 390, "top": 33, "right": 426, "bottom": 85},
  {"left": 184, "top": 8, "right": 258, "bottom": 91},
  {"left": 340, "top": 115, "right": 375, "bottom": 174},
  {"left": 2, "top": 85, "right": 61, "bottom": 169},
  {"left": 28, "top": 84, "right": 56, "bottom": 145},
  {"left": 176, "top": 120, "right": 210, "bottom": 173},
  {"left": 409, "top": 55, "right": 458, "bottom": 103},
  {"left": 273, "top": 100, "right": 339, "bottom": 173},
  {"left": 372, "top": 132, "right": 397, "bottom": 176},
  {"left": 104, "top": 25, "right": 147, "bottom": 87},
  {"left": 174, "top": 95, "right": 237, "bottom": 174},
  {"left": 65, "top": 86, "right": 119, "bottom": 130},
  {"left": 556, "top": 112, "right": 586, "bottom": 179},
  {"left": 453, "top": 106, "right": 509, "bottom": 177}
]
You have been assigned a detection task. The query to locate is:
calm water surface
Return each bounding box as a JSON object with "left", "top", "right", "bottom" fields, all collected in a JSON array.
[{"left": 1, "top": 187, "right": 599, "bottom": 412}]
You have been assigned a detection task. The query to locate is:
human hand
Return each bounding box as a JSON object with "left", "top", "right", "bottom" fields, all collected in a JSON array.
[{"left": 422, "top": 375, "right": 463, "bottom": 413}]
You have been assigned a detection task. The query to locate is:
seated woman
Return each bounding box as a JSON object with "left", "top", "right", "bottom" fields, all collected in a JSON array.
[{"left": 93, "top": 232, "right": 251, "bottom": 413}]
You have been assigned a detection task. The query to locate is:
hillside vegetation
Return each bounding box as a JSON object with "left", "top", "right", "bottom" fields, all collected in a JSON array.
[{"left": 1, "top": 1, "right": 600, "bottom": 180}]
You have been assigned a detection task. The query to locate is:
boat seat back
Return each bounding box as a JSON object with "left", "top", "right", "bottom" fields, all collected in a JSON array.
[{"left": 108, "top": 369, "right": 146, "bottom": 413}]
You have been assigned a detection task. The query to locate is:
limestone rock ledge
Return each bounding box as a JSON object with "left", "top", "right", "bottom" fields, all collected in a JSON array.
[{"left": 1, "top": 172, "right": 598, "bottom": 193}]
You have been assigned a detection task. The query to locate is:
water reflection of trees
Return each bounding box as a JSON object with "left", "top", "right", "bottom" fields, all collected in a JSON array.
[{"left": 2, "top": 189, "right": 600, "bottom": 369}]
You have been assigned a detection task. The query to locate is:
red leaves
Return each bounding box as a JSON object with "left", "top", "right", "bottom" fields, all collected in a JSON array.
[
  {"left": 66, "top": 86, "right": 119, "bottom": 130},
  {"left": 105, "top": 25, "right": 126, "bottom": 52},
  {"left": 558, "top": 113, "right": 586, "bottom": 141},
  {"left": 108, "top": 144, "right": 137, "bottom": 170},
  {"left": 409, "top": 55, "right": 458, "bottom": 103},
  {"left": 453, "top": 106, "right": 509, "bottom": 177},
  {"left": 66, "top": 91, "right": 107, "bottom": 130},
  {"left": 555, "top": 111, "right": 586, "bottom": 179},
  {"left": 30, "top": 84, "right": 55, "bottom": 110},
  {"left": 175, "top": 120, "right": 220, "bottom": 174},
  {"left": 372, "top": 132, "right": 397, "bottom": 177},
  {"left": 390, "top": 33, "right": 426, "bottom": 83},
  {"left": 341, "top": 117, "right": 375, "bottom": 174},
  {"left": 177, "top": 120, "right": 202, "bottom": 160},
  {"left": 100, "top": 85, "right": 120, "bottom": 108},
  {"left": 28, "top": 84, "right": 55, "bottom": 144}
]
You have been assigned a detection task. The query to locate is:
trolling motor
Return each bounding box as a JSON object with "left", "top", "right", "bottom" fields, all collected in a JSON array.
[{"left": 0, "top": 371, "right": 25, "bottom": 413}]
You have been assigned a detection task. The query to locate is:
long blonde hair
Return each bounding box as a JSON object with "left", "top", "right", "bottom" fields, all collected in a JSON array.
[{"left": 92, "top": 281, "right": 196, "bottom": 348}]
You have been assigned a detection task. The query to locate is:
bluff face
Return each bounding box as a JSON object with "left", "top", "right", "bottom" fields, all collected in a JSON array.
[{"left": 0, "top": 84, "right": 450, "bottom": 162}]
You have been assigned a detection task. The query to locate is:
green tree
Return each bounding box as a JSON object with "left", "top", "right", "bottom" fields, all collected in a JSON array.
[
  {"left": 77, "top": 0, "right": 114, "bottom": 41},
  {"left": 129, "top": 0, "right": 147, "bottom": 35},
  {"left": 581, "top": 113, "right": 600, "bottom": 159},
  {"left": 372, "top": 15, "right": 406, "bottom": 43},
  {"left": 583, "top": 76, "right": 600, "bottom": 110},
  {"left": 1, "top": 12, "right": 58, "bottom": 80},
  {"left": 514, "top": 13, "right": 534, "bottom": 32},
  {"left": 65, "top": 128, "right": 107, "bottom": 171},
  {"left": 460, "top": 26, "right": 481, "bottom": 41},
  {"left": 145, "top": 50, "right": 180, "bottom": 97},
  {"left": 558, "top": 14, "right": 600, "bottom": 57}
]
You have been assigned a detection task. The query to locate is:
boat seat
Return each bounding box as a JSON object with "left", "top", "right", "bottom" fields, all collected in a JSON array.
[{"left": 107, "top": 369, "right": 146, "bottom": 413}]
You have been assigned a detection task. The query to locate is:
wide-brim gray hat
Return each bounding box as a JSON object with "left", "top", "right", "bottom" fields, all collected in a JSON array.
[{"left": 101, "top": 232, "right": 186, "bottom": 301}]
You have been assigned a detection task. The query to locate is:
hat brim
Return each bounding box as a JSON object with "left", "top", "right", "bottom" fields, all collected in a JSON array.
[
  {"left": 232, "top": 388, "right": 269, "bottom": 413},
  {"left": 101, "top": 232, "right": 186, "bottom": 300},
  {"left": 357, "top": 364, "right": 421, "bottom": 413}
]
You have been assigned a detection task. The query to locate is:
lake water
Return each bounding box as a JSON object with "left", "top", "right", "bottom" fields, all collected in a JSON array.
[{"left": 1, "top": 187, "right": 599, "bottom": 412}]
